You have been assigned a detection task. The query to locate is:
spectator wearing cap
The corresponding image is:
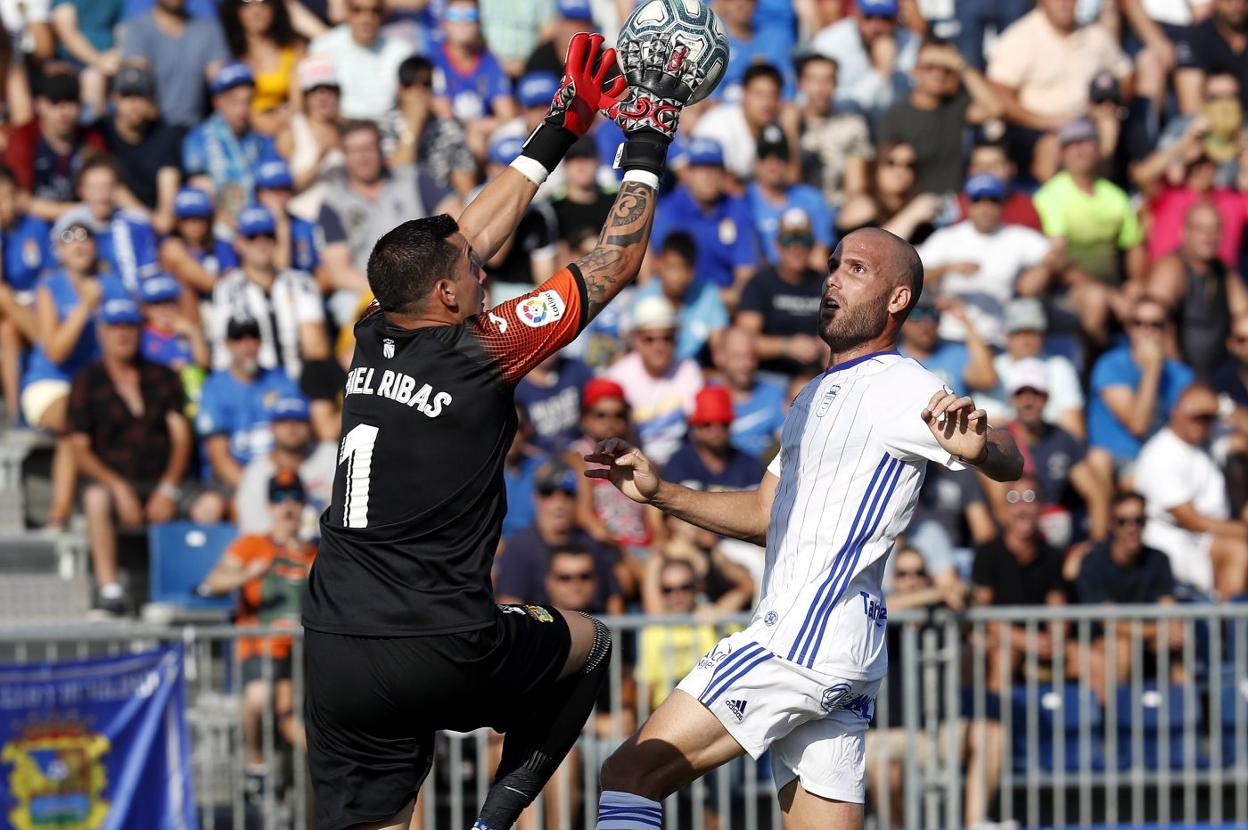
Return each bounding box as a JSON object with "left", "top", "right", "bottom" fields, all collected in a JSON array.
[
  {"left": 1174, "top": 0, "right": 1248, "bottom": 114},
  {"left": 899, "top": 292, "right": 996, "bottom": 397},
  {"left": 49, "top": 0, "right": 124, "bottom": 116},
  {"left": 663, "top": 386, "right": 765, "bottom": 495},
  {"left": 211, "top": 204, "right": 330, "bottom": 382},
  {"left": 475, "top": 134, "right": 557, "bottom": 297},
  {"left": 551, "top": 136, "right": 617, "bottom": 254},
  {"left": 490, "top": 70, "right": 559, "bottom": 153},
  {"left": 1088, "top": 294, "right": 1195, "bottom": 477},
  {"left": 521, "top": 0, "right": 586, "bottom": 77},
  {"left": 309, "top": 0, "right": 414, "bottom": 121},
  {"left": 516, "top": 349, "right": 593, "bottom": 458},
  {"left": 918, "top": 174, "right": 1059, "bottom": 349},
  {"left": 794, "top": 54, "right": 873, "bottom": 210},
  {"left": 494, "top": 458, "right": 625, "bottom": 613},
  {"left": 1033, "top": 117, "right": 1146, "bottom": 343},
  {"left": 381, "top": 54, "right": 476, "bottom": 198},
  {"left": 986, "top": 357, "right": 1110, "bottom": 544},
  {"left": 711, "top": 327, "right": 786, "bottom": 461},
  {"left": 607, "top": 296, "right": 704, "bottom": 465},
  {"left": 632, "top": 231, "right": 729, "bottom": 364},
  {"left": 254, "top": 159, "right": 324, "bottom": 277},
  {"left": 183, "top": 61, "right": 281, "bottom": 215},
  {"left": 97, "top": 64, "right": 182, "bottom": 232},
  {"left": 0, "top": 166, "right": 49, "bottom": 423},
  {"left": 987, "top": 0, "right": 1132, "bottom": 179},
  {"left": 57, "top": 156, "right": 160, "bottom": 295},
  {"left": 955, "top": 139, "right": 1043, "bottom": 230},
  {"left": 431, "top": 0, "right": 516, "bottom": 153},
  {"left": 975, "top": 298, "right": 1086, "bottom": 438},
  {"left": 197, "top": 314, "right": 300, "bottom": 493},
  {"left": 234, "top": 394, "right": 336, "bottom": 537},
  {"left": 120, "top": 0, "right": 231, "bottom": 129},
  {"left": 736, "top": 209, "right": 829, "bottom": 379},
  {"left": 199, "top": 470, "right": 316, "bottom": 782},
  {"left": 651, "top": 138, "right": 758, "bottom": 302},
  {"left": 159, "top": 188, "right": 239, "bottom": 304},
  {"left": 275, "top": 54, "right": 346, "bottom": 221},
  {"left": 1148, "top": 201, "right": 1248, "bottom": 379},
  {"left": 693, "top": 63, "right": 789, "bottom": 184},
  {"left": 69, "top": 294, "right": 200, "bottom": 616},
  {"left": 879, "top": 38, "right": 1002, "bottom": 194},
  {"left": 3, "top": 72, "right": 107, "bottom": 218},
  {"left": 746, "top": 127, "right": 833, "bottom": 267},
  {"left": 713, "top": 0, "right": 795, "bottom": 99},
  {"left": 1134, "top": 384, "right": 1248, "bottom": 598},
  {"left": 317, "top": 120, "right": 458, "bottom": 324},
  {"left": 219, "top": 0, "right": 306, "bottom": 137},
  {"left": 837, "top": 140, "right": 944, "bottom": 246},
  {"left": 139, "top": 272, "right": 210, "bottom": 375},
  {"left": 810, "top": 0, "right": 920, "bottom": 118}
]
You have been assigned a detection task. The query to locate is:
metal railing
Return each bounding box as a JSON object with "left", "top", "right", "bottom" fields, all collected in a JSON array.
[{"left": 1, "top": 603, "right": 1247, "bottom": 829}]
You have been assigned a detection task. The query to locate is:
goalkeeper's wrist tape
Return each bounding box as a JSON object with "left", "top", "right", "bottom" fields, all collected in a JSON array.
[
  {"left": 613, "top": 131, "right": 670, "bottom": 181},
  {"left": 515, "top": 123, "right": 578, "bottom": 185}
]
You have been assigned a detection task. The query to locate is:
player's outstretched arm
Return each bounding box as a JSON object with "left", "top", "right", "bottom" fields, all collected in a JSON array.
[
  {"left": 458, "top": 32, "right": 626, "bottom": 260},
  {"left": 922, "top": 390, "right": 1024, "bottom": 482},
  {"left": 574, "top": 181, "right": 657, "bottom": 320},
  {"left": 585, "top": 438, "right": 778, "bottom": 545}
]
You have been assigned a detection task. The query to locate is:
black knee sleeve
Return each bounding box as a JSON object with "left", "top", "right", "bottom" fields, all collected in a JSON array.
[{"left": 581, "top": 613, "right": 612, "bottom": 674}]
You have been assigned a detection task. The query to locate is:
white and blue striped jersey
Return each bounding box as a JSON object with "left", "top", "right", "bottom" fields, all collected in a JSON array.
[{"left": 754, "top": 351, "right": 964, "bottom": 680}]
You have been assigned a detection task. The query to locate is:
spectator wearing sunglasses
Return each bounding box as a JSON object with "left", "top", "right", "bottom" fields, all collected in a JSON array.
[
  {"left": 635, "top": 557, "right": 722, "bottom": 711},
  {"left": 1134, "top": 384, "right": 1248, "bottom": 598},
  {"left": 746, "top": 127, "right": 832, "bottom": 267},
  {"left": 663, "top": 387, "right": 764, "bottom": 494},
  {"left": 381, "top": 55, "right": 475, "bottom": 198},
  {"left": 1075, "top": 491, "right": 1182, "bottom": 701},
  {"left": 918, "top": 174, "right": 1060, "bottom": 349},
  {"left": 308, "top": 0, "right": 414, "bottom": 121},
  {"left": 430, "top": 0, "right": 516, "bottom": 153},
  {"left": 632, "top": 232, "right": 729, "bottom": 365}
]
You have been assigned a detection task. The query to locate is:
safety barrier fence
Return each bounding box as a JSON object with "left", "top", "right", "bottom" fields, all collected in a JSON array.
[{"left": 1, "top": 603, "right": 1246, "bottom": 829}]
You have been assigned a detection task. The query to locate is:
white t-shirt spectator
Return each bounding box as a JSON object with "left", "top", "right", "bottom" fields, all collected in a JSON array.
[
  {"left": 810, "top": 18, "right": 918, "bottom": 116},
  {"left": 1134, "top": 427, "right": 1227, "bottom": 593},
  {"left": 1, "top": 0, "right": 48, "bottom": 56},
  {"left": 692, "top": 104, "right": 754, "bottom": 182},
  {"left": 209, "top": 268, "right": 325, "bottom": 379},
  {"left": 309, "top": 25, "right": 414, "bottom": 121},
  {"left": 979, "top": 353, "right": 1085, "bottom": 425},
  {"left": 606, "top": 352, "right": 703, "bottom": 465},
  {"left": 919, "top": 221, "right": 1052, "bottom": 347},
  {"left": 234, "top": 442, "right": 338, "bottom": 538}
]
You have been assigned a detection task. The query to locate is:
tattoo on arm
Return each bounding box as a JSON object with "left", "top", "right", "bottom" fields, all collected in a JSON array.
[
  {"left": 974, "top": 428, "right": 1024, "bottom": 483},
  {"left": 576, "top": 182, "right": 656, "bottom": 320}
]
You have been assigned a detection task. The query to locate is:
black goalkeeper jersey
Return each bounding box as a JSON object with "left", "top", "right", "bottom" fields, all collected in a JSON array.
[{"left": 302, "top": 265, "right": 589, "bottom": 636}]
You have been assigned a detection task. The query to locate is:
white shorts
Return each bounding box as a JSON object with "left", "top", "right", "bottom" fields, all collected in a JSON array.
[
  {"left": 20, "top": 379, "right": 69, "bottom": 429},
  {"left": 674, "top": 628, "right": 881, "bottom": 803}
]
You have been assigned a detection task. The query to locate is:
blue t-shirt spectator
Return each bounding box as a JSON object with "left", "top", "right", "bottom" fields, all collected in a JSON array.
[
  {"left": 502, "top": 453, "right": 546, "bottom": 539},
  {"left": 652, "top": 186, "right": 758, "bottom": 289},
  {"left": 288, "top": 215, "right": 321, "bottom": 274},
  {"left": 53, "top": 0, "right": 124, "bottom": 60},
  {"left": 729, "top": 380, "right": 787, "bottom": 460},
  {"left": 1088, "top": 346, "right": 1195, "bottom": 462},
  {"left": 56, "top": 208, "right": 159, "bottom": 294},
  {"left": 901, "top": 342, "right": 970, "bottom": 396},
  {"left": 746, "top": 182, "right": 834, "bottom": 264},
  {"left": 515, "top": 357, "right": 593, "bottom": 457},
  {"left": 141, "top": 327, "right": 194, "bottom": 368},
  {"left": 662, "top": 440, "right": 765, "bottom": 492},
  {"left": 182, "top": 117, "right": 279, "bottom": 209},
  {"left": 23, "top": 272, "right": 128, "bottom": 388},
  {"left": 432, "top": 44, "right": 512, "bottom": 121},
  {"left": 635, "top": 280, "right": 730, "bottom": 363},
  {"left": 1, "top": 215, "right": 53, "bottom": 296},
  {"left": 196, "top": 367, "right": 299, "bottom": 473}
]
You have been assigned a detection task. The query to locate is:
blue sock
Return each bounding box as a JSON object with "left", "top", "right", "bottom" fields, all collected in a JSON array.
[{"left": 596, "top": 790, "right": 662, "bottom": 829}]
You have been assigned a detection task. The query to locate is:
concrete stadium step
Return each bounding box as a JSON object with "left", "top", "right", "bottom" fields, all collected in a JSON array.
[{"left": 0, "top": 572, "right": 91, "bottom": 620}]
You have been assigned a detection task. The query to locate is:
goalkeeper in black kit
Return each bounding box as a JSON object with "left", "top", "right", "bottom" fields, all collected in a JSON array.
[{"left": 300, "top": 29, "right": 698, "bottom": 830}]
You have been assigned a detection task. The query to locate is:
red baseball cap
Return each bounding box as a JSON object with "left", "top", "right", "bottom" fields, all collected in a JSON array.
[
  {"left": 583, "top": 378, "right": 627, "bottom": 412},
  {"left": 689, "top": 387, "right": 734, "bottom": 426}
]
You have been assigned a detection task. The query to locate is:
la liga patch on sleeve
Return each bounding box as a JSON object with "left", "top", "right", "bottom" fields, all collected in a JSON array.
[{"left": 515, "top": 291, "right": 567, "bottom": 328}]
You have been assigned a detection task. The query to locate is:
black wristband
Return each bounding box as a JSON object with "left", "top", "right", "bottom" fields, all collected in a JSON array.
[
  {"left": 520, "top": 122, "right": 578, "bottom": 173},
  {"left": 615, "top": 131, "right": 670, "bottom": 178}
]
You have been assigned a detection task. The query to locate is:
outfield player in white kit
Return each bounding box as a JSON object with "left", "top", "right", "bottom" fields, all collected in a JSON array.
[{"left": 584, "top": 228, "right": 1024, "bottom": 830}]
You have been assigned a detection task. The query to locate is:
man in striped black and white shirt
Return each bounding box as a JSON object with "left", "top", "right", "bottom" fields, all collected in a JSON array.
[{"left": 586, "top": 227, "right": 1024, "bottom": 830}]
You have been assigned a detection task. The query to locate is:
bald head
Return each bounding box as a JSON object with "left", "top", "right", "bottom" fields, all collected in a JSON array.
[
  {"left": 839, "top": 227, "right": 924, "bottom": 315},
  {"left": 1172, "top": 383, "right": 1220, "bottom": 444}
]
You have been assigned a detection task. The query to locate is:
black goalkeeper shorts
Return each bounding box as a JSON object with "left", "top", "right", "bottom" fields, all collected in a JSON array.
[{"left": 304, "top": 604, "right": 572, "bottom": 830}]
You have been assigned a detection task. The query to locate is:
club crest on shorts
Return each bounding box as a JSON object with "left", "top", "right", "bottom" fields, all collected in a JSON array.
[
  {"left": 697, "top": 642, "right": 731, "bottom": 670},
  {"left": 382, "top": 338, "right": 395, "bottom": 359},
  {"left": 516, "top": 291, "right": 566, "bottom": 328},
  {"left": 821, "top": 683, "right": 852, "bottom": 713},
  {"left": 815, "top": 385, "right": 840, "bottom": 417}
]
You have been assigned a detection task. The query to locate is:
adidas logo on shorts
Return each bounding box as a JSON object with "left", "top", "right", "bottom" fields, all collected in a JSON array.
[{"left": 725, "top": 699, "right": 748, "bottom": 722}]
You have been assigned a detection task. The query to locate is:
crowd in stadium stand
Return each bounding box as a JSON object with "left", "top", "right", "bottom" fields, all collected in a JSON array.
[{"left": 4, "top": 0, "right": 1248, "bottom": 820}]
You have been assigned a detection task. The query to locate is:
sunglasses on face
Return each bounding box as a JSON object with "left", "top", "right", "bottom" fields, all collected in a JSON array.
[
  {"left": 590, "top": 408, "right": 627, "bottom": 421},
  {"left": 884, "top": 157, "right": 917, "bottom": 170},
  {"left": 244, "top": 232, "right": 277, "bottom": 242},
  {"left": 538, "top": 484, "right": 573, "bottom": 498},
  {"left": 553, "top": 571, "right": 595, "bottom": 583},
  {"left": 895, "top": 568, "right": 927, "bottom": 578},
  {"left": 1133, "top": 318, "right": 1166, "bottom": 330},
  {"left": 58, "top": 226, "right": 91, "bottom": 244},
  {"left": 779, "top": 233, "right": 814, "bottom": 248},
  {"left": 970, "top": 195, "right": 1005, "bottom": 205},
  {"left": 661, "top": 583, "right": 695, "bottom": 594},
  {"left": 918, "top": 63, "right": 955, "bottom": 74},
  {"left": 270, "top": 492, "right": 304, "bottom": 504},
  {"left": 1185, "top": 410, "right": 1219, "bottom": 423},
  {"left": 909, "top": 307, "right": 939, "bottom": 322},
  {"left": 1114, "top": 515, "right": 1146, "bottom": 527},
  {"left": 1005, "top": 488, "right": 1037, "bottom": 504},
  {"left": 639, "top": 332, "right": 675, "bottom": 344}
]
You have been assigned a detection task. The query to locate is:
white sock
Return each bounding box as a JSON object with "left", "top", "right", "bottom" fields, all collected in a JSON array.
[
  {"left": 99, "top": 582, "right": 123, "bottom": 600},
  {"left": 596, "top": 790, "right": 662, "bottom": 829}
]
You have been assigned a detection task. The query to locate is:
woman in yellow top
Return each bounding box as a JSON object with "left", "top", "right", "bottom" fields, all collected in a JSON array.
[{"left": 220, "top": 0, "right": 306, "bottom": 136}]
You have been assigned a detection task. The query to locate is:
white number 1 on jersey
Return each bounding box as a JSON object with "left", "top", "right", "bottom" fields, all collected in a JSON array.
[{"left": 340, "top": 423, "right": 378, "bottom": 528}]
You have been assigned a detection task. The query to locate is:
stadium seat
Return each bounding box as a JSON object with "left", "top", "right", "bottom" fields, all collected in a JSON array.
[
  {"left": 1114, "top": 682, "right": 1208, "bottom": 770},
  {"left": 1010, "top": 683, "right": 1105, "bottom": 773},
  {"left": 147, "top": 522, "right": 237, "bottom": 620}
]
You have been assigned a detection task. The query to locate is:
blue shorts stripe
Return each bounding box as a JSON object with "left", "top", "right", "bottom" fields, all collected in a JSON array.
[
  {"left": 703, "top": 652, "right": 775, "bottom": 707},
  {"left": 698, "top": 645, "right": 763, "bottom": 703},
  {"left": 786, "top": 453, "right": 890, "bottom": 663}
]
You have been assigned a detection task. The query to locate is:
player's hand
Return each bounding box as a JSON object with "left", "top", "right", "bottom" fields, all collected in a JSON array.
[
  {"left": 921, "top": 388, "right": 988, "bottom": 465},
  {"left": 547, "top": 32, "right": 628, "bottom": 139},
  {"left": 584, "top": 437, "right": 661, "bottom": 504},
  {"left": 604, "top": 34, "right": 702, "bottom": 142}
]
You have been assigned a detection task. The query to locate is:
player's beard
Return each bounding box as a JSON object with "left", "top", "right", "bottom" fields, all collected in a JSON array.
[{"left": 819, "top": 288, "right": 891, "bottom": 353}]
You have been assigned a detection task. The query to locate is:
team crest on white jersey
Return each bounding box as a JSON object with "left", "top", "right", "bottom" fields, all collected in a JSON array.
[
  {"left": 382, "top": 338, "right": 395, "bottom": 359},
  {"left": 815, "top": 385, "right": 841, "bottom": 417},
  {"left": 516, "top": 291, "right": 566, "bottom": 328}
]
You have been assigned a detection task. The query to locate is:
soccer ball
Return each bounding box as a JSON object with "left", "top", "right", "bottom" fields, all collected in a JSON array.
[{"left": 617, "top": 0, "right": 730, "bottom": 105}]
